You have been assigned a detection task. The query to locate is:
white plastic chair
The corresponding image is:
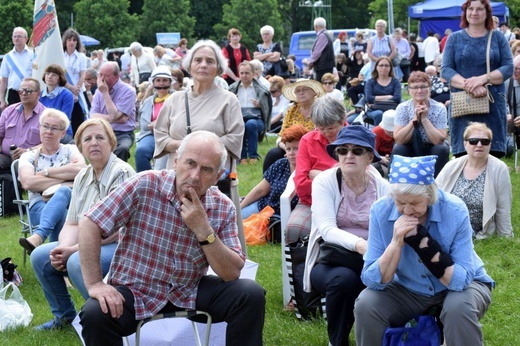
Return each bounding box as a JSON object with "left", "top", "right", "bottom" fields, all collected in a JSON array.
[{"left": 280, "top": 171, "right": 296, "bottom": 306}]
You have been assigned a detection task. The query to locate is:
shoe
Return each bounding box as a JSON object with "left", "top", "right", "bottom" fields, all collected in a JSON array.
[
  {"left": 19, "top": 238, "right": 36, "bottom": 255},
  {"left": 239, "top": 159, "right": 248, "bottom": 165},
  {"left": 34, "top": 318, "right": 73, "bottom": 331},
  {"left": 249, "top": 158, "right": 259, "bottom": 164}
]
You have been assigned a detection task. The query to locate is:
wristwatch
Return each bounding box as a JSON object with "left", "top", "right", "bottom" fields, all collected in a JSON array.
[
  {"left": 199, "top": 233, "right": 217, "bottom": 246},
  {"left": 43, "top": 168, "right": 49, "bottom": 177}
]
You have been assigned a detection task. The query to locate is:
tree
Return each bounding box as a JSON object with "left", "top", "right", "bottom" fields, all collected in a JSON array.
[
  {"left": 140, "top": 0, "right": 195, "bottom": 46},
  {"left": 190, "top": 0, "right": 228, "bottom": 41},
  {"left": 0, "top": 0, "right": 33, "bottom": 54},
  {"left": 214, "top": 0, "right": 284, "bottom": 52},
  {"left": 73, "top": 0, "right": 139, "bottom": 48},
  {"left": 368, "top": 0, "right": 418, "bottom": 33}
]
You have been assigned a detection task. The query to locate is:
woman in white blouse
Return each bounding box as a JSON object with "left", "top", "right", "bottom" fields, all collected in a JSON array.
[{"left": 129, "top": 42, "right": 156, "bottom": 88}]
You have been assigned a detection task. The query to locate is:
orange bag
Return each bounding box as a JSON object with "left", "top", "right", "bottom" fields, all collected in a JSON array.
[{"left": 243, "top": 206, "right": 275, "bottom": 246}]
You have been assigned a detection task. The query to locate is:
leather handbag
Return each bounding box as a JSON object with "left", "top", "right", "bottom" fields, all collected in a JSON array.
[
  {"left": 317, "top": 240, "right": 364, "bottom": 275},
  {"left": 450, "top": 31, "right": 494, "bottom": 118}
]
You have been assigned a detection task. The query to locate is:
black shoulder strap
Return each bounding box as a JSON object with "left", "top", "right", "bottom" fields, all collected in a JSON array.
[
  {"left": 185, "top": 89, "right": 191, "bottom": 134},
  {"left": 508, "top": 79, "right": 517, "bottom": 118},
  {"left": 336, "top": 167, "right": 342, "bottom": 193}
]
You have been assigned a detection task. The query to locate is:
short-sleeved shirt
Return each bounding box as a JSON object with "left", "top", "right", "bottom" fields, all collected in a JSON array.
[
  {"left": 85, "top": 170, "right": 244, "bottom": 320},
  {"left": 279, "top": 104, "right": 315, "bottom": 137},
  {"left": 395, "top": 98, "right": 447, "bottom": 145},
  {"left": 255, "top": 42, "right": 282, "bottom": 75},
  {"left": 0, "top": 46, "right": 34, "bottom": 90},
  {"left": 372, "top": 125, "right": 394, "bottom": 156},
  {"left": 258, "top": 158, "right": 298, "bottom": 214},
  {"left": 66, "top": 153, "right": 135, "bottom": 223},
  {"left": 18, "top": 143, "right": 80, "bottom": 205},
  {"left": 0, "top": 102, "right": 45, "bottom": 155},
  {"left": 64, "top": 49, "right": 87, "bottom": 90},
  {"left": 90, "top": 79, "right": 136, "bottom": 132}
]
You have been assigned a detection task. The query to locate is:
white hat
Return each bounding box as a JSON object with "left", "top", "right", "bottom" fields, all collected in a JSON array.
[
  {"left": 380, "top": 110, "right": 395, "bottom": 132},
  {"left": 149, "top": 65, "right": 173, "bottom": 82}
]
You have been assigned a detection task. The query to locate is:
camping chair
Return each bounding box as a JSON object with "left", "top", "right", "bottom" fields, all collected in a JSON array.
[
  {"left": 10, "top": 159, "right": 38, "bottom": 266},
  {"left": 124, "top": 310, "right": 212, "bottom": 346}
]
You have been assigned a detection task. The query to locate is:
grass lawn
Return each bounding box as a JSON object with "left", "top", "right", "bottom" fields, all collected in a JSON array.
[{"left": 1, "top": 138, "right": 519, "bottom": 345}]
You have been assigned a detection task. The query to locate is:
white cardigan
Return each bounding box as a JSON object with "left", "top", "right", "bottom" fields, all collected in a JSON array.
[
  {"left": 303, "top": 166, "right": 389, "bottom": 292},
  {"left": 436, "top": 155, "right": 513, "bottom": 239}
]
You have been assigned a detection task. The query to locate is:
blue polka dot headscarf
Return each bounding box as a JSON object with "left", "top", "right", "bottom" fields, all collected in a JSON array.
[{"left": 389, "top": 155, "right": 437, "bottom": 185}]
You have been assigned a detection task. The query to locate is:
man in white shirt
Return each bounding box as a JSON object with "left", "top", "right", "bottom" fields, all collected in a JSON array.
[
  {"left": 422, "top": 31, "right": 440, "bottom": 66},
  {"left": 500, "top": 22, "right": 516, "bottom": 42}
]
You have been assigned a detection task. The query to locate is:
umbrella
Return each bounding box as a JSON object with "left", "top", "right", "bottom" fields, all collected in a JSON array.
[{"left": 80, "top": 35, "right": 100, "bottom": 46}]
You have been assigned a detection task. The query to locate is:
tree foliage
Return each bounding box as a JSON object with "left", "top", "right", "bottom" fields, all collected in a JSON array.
[
  {"left": 368, "top": 0, "right": 425, "bottom": 34},
  {"left": 191, "top": 0, "right": 228, "bottom": 41},
  {"left": 0, "top": 0, "right": 33, "bottom": 54},
  {"left": 73, "top": 0, "right": 139, "bottom": 48},
  {"left": 214, "top": 0, "right": 284, "bottom": 52},
  {"left": 140, "top": 0, "right": 195, "bottom": 47}
]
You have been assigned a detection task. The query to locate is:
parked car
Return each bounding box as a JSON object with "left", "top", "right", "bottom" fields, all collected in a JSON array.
[{"left": 288, "top": 29, "right": 376, "bottom": 69}]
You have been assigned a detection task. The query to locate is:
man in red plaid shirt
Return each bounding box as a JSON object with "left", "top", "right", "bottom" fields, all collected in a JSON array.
[{"left": 78, "top": 131, "right": 265, "bottom": 345}]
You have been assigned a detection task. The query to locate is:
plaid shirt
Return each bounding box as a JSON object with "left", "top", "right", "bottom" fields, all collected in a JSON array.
[{"left": 85, "top": 170, "right": 244, "bottom": 320}]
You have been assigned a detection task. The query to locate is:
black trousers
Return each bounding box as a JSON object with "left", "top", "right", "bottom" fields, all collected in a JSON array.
[
  {"left": 114, "top": 131, "right": 135, "bottom": 162},
  {"left": 80, "top": 276, "right": 265, "bottom": 346},
  {"left": 7, "top": 89, "right": 20, "bottom": 105}
]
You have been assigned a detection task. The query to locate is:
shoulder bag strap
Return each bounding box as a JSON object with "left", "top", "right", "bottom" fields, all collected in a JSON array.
[
  {"left": 485, "top": 31, "right": 495, "bottom": 103},
  {"left": 336, "top": 167, "right": 342, "bottom": 193},
  {"left": 185, "top": 89, "right": 191, "bottom": 134}
]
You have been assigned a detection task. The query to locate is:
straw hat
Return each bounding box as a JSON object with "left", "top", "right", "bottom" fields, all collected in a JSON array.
[{"left": 282, "top": 78, "right": 326, "bottom": 102}]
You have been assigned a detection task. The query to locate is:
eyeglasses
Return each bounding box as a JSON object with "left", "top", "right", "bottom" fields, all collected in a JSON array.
[
  {"left": 323, "top": 82, "right": 334, "bottom": 85},
  {"left": 467, "top": 138, "right": 491, "bottom": 146},
  {"left": 270, "top": 89, "right": 280, "bottom": 94},
  {"left": 18, "top": 88, "right": 37, "bottom": 95},
  {"left": 335, "top": 146, "right": 369, "bottom": 156},
  {"left": 408, "top": 85, "right": 430, "bottom": 90},
  {"left": 40, "top": 124, "right": 64, "bottom": 133},
  {"left": 12, "top": 35, "right": 25, "bottom": 39},
  {"left": 377, "top": 64, "right": 391, "bottom": 68}
]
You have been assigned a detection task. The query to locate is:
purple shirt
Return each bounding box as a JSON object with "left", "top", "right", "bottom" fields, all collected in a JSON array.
[
  {"left": 90, "top": 79, "right": 136, "bottom": 132},
  {"left": 309, "top": 29, "right": 329, "bottom": 64},
  {"left": 0, "top": 102, "right": 45, "bottom": 155}
]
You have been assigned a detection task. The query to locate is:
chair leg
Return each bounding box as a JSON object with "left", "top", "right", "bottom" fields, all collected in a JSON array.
[{"left": 134, "top": 320, "right": 145, "bottom": 346}]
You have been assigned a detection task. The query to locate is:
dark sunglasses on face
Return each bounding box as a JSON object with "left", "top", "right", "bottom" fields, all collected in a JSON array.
[
  {"left": 323, "top": 81, "right": 334, "bottom": 85},
  {"left": 18, "top": 88, "right": 36, "bottom": 95},
  {"left": 467, "top": 138, "right": 491, "bottom": 146},
  {"left": 154, "top": 85, "right": 171, "bottom": 90},
  {"left": 335, "top": 146, "right": 369, "bottom": 156}
]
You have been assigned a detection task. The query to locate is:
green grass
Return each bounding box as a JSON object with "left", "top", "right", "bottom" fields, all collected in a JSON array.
[{"left": 1, "top": 139, "right": 520, "bottom": 345}]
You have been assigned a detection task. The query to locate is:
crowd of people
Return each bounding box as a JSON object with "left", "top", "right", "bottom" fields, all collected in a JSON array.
[{"left": 0, "top": 0, "right": 516, "bottom": 344}]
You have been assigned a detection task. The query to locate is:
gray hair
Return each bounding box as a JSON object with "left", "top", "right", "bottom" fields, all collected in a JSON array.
[
  {"left": 39, "top": 108, "right": 70, "bottom": 131},
  {"left": 13, "top": 27, "right": 28, "bottom": 38},
  {"left": 249, "top": 59, "right": 264, "bottom": 76},
  {"left": 129, "top": 42, "right": 143, "bottom": 53},
  {"left": 182, "top": 39, "right": 227, "bottom": 76},
  {"left": 86, "top": 68, "right": 98, "bottom": 78},
  {"left": 311, "top": 95, "right": 346, "bottom": 127},
  {"left": 388, "top": 183, "right": 438, "bottom": 206},
  {"left": 394, "top": 28, "right": 403, "bottom": 35},
  {"left": 177, "top": 131, "right": 228, "bottom": 171},
  {"left": 314, "top": 17, "right": 326, "bottom": 28},
  {"left": 376, "top": 19, "right": 387, "bottom": 28},
  {"left": 260, "top": 25, "right": 274, "bottom": 36}
]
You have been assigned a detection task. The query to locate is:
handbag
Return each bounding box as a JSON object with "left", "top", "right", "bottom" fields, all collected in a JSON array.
[
  {"left": 138, "top": 72, "right": 151, "bottom": 84},
  {"left": 0, "top": 282, "right": 33, "bottom": 331},
  {"left": 388, "top": 38, "right": 402, "bottom": 67},
  {"left": 383, "top": 315, "right": 441, "bottom": 346},
  {"left": 450, "top": 31, "right": 494, "bottom": 118},
  {"left": 370, "top": 100, "right": 398, "bottom": 112},
  {"left": 317, "top": 241, "right": 364, "bottom": 275},
  {"left": 400, "top": 58, "right": 411, "bottom": 68}
]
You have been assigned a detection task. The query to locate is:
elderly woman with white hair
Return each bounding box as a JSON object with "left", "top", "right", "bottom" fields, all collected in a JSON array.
[
  {"left": 153, "top": 39, "right": 246, "bottom": 250},
  {"left": 355, "top": 155, "right": 494, "bottom": 346},
  {"left": 129, "top": 41, "right": 156, "bottom": 86},
  {"left": 18, "top": 108, "right": 86, "bottom": 254},
  {"left": 254, "top": 25, "right": 283, "bottom": 76},
  {"left": 367, "top": 19, "right": 396, "bottom": 70}
]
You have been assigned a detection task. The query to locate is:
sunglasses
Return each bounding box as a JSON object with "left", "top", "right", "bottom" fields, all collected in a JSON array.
[
  {"left": 323, "top": 81, "right": 334, "bottom": 85},
  {"left": 335, "top": 146, "right": 369, "bottom": 156},
  {"left": 154, "top": 85, "right": 171, "bottom": 90},
  {"left": 18, "top": 88, "right": 37, "bottom": 95},
  {"left": 467, "top": 138, "right": 491, "bottom": 146}
]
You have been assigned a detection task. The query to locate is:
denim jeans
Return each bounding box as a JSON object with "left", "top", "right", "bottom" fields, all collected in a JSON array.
[
  {"left": 30, "top": 241, "right": 118, "bottom": 320},
  {"left": 29, "top": 186, "right": 72, "bottom": 242},
  {"left": 241, "top": 201, "right": 260, "bottom": 220},
  {"left": 241, "top": 118, "right": 265, "bottom": 160},
  {"left": 135, "top": 134, "right": 155, "bottom": 172}
]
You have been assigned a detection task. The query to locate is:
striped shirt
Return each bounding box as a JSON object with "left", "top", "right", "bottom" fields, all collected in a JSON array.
[
  {"left": 371, "top": 35, "right": 392, "bottom": 60},
  {"left": 85, "top": 169, "right": 244, "bottom": 319},
  {"left": 66, "top": 153, "right": 135, "bottom": 223}
]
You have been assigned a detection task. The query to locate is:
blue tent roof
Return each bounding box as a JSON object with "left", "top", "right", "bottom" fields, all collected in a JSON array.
[{"left": 409, "top": 0, "right": 509, "bottom": 19}]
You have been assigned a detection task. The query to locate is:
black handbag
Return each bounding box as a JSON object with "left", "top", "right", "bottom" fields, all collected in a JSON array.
[
  {"left": 400, "top": 58, "right": 411, "bottom": 68},
  {"left": 370, "top": 100, "right": 398, "bottom": 112},
  {"left": 138, "top": 72, "right": 151, "bottom": 84},
  {"left": 317, "top": 240, "right": 364, "bottom": 276}
]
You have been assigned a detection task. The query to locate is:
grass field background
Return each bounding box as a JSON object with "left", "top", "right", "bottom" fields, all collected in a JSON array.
[{"left": 0, "top": 137, "right": 519, "bottom": 345}]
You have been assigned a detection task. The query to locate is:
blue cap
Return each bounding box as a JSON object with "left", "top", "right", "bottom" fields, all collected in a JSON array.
[
  {"left": 326, "top": 125, "right": 381, "bottom": 162},
  {"left": 389, "top": 155, "right": 437, "bottom": 185}
]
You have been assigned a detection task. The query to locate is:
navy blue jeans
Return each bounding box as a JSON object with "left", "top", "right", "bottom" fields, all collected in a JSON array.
[{"left": 241, "top": 118, "right": 265, "bottom": 160}]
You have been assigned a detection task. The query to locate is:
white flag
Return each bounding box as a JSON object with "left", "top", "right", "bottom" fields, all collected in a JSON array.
[{"left": 31, "top": 0, "right": 65, "bottom": 87}]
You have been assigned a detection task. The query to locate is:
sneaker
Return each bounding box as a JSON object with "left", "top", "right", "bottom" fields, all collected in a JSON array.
[{"left": 34, "top": 317, "right": 74, "bottom": 331}]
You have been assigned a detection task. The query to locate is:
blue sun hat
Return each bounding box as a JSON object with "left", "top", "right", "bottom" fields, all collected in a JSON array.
[{"left": 389, "top": 155, "right": 437, "bottom": 185}]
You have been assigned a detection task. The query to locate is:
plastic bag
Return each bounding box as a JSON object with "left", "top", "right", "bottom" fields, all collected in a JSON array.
[
  {"left": 244, "top": 206, "right": 275, "bottom": 246},
  {"left": 383, "top": 315, "right": 441, "bottom": 346},
  {"left": 0, "top": 282, "right": 33, "bottom": 331}
]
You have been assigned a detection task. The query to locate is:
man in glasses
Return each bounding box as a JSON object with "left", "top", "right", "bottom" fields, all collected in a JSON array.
[
  {"left": 0, "top": 27, "right": 34, "bottom": 110},
  {"left": 90, "top": 62, "right": 136, "bottom": 162},
  {"left": 0, "top": 78, "right": 45, "bottom": 170}
]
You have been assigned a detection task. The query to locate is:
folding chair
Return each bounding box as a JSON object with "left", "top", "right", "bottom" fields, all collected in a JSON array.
[
  {"left": 124, "top": 310, "right": 212, "bottom": 346},
  {"left": 10, "top": 159, "right": 38, "bottom": 266}
]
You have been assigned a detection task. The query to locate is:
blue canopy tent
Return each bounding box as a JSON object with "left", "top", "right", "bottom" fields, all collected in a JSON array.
[
  {"left": 80, "top": 34, "right": 100, "bottom": 46},
  {"left": 408, "top": 0, "right": 509, "bottom": 38}
]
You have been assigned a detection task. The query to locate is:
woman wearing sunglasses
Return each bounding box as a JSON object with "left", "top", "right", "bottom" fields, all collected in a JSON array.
[
  {"left": 393, "top": 71, "right": 449, "bottom": 177},
  {"left": 303, "top": 125, "right": 388, "bottom": 346},
  {"left": 436, "top": 122, "right": 513, "bottom": 239},
  {"left": 321, "top": 73, "right": 344, "bottom": 102}
]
